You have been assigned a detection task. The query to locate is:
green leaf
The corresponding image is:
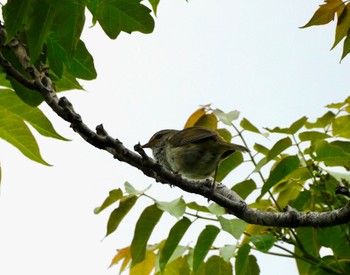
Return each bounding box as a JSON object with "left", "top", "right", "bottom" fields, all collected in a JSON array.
[
  {"left": 313, "top": 140, "right": 350, "bottom": 166},
  {"left": 318, "top": 227, "right": 350, "bottom": 258},
  {"left": 218, "top": 217, "right": 247, "bottom": 239},
  {"left": 250, "top": 233, "right": 276, "bottom": 253},
  {"left": 160, "top": 256, "right": 191, "bottom": 275},
  {"left": 205, "top": 255, "right": 233, "bottom": 275},
  {"left": 333, "top": 115, "right": 350, "bottom": 138},
  {"left": 9, "top": 77, "right": 44, "bottom": 106},
  {"left": 194, "top": 113, "right": 218, "bottom": 129},
  {"left": 26, "top": 1, "right": 56, "bottom": 61},
  {"left": 130, "top": 204, "right": 163, "bottom": 266},
  {"left": 0, "top": 89, "right": 66, "bottom": 140},
  {"left": 0, "top": 89, "right": 70, "bottom": 165},
  {"left": 156, "top": 197, "right": 186, "bottom": 219},
  {"left": 301, "top": 0, "right": 345, "bottom": 28},
  {"left": 124, "top": 181, "right": 151, "bottom": 196},
  {"left": 213, "top": 108, "right": 240, "bottom": 125},
  {"left": 216, "top": 151, "right": 244, "bottom": 182},
  {"left": 67, "top": 40, "right": 97, "bottom": 80},
  {"left": 305, "top": 111, "right": 336, "bottom": 128},
  {"left": 51, "top": 0, "right": 85, "bottom": 59},
  {"left": 231, "top": 179, "right": 256, "bottom": 200},
  {"left": 130, "top": 251, "right": 156, "bottom": 275},
  {"left": 52, "top": 71, "right": 84, "bottom": 92},
  {"left": 94, "top": 189, "right": 123, "bottom": 214},
  {"left": 159, "top": 217, "right": 191, "bottom": 272},
  {"left": 217, "top": 128, "right": 232, "bottom": 142},
  {"left": 253, "top": 143, "right": 269, "bottom": 155},
  {"left": 193, "top": 225, "right": 220, "bottom": 274},
  {"left": 46, "top": 32, "right": 68, "bottom": 78},
  {"left": 186, "top": 201, "right": 210, "bottom": 213},
  {"left": 2, "top": 0, "right": 33, "bottom": 42},
  {"left": 148, "top": 0, "right": 160, "bottom": 16},
  {"left": 96, "top": 0, "right": 155, "bottom": 39},
  {"left": 240, "top": 118, "right": 263, "bottom": 135},
  {"left": 341, "top": 28, "right": 350, "bottom": 60},
  {"left": 298, "top": 131, "right": 331, "bottom": 141},
  {"left": 208, "top": 203, "right": 226, "bottom": 216},
  {"left": 266, "top": 137, "right": 293, "bottom": 162},
  {"left": 106, "top": 196, "right": 137, "bottom": 236},
  {"left": 219, "top": 245, "right": 236, "bottom": 262},
  {"left": 332, "top": 3, "right": 350, "bottom": 49},
  {"left": 235, "top": 244, "right": 259, "bottom": 275},
  {"left": 252, "top": 157, "right": 267, "bottom": 174},
  {"left": 259, "top": 155, "right": 300, "bottom": 199},
  {"left": 265, "top": 116, "right": 307, "bottom": 135}
]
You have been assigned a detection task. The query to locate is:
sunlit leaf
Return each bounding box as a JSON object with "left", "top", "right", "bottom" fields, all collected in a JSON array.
[
  {"left": 298, "top": 131, "right": 331, "bottom": 141},
  {"left": 193, "top": 113, "right": 218, "bottom": 130},
  {"left": 106, "top": 196, "right": 137, "bottom": 236},
  {"left": 305, "top": 111, "right": 336, "bottom": 128},
  {"left": 109, "top": 246, "right": 131, "bottom": 271},
  {"left": 333, "top": 115, "right": 350, "bottom": 138},
  {"left": 213, "top": 108, "right": 240, "bottom": 125},
  {"left": 130, "top": 251, "right": 156, "bottom": 275},
  {"left": 159, "top": 217, "right": 191, "bottom": 272},
  {"left": 219, "top": 245, "right": 236, "bottom": 262},
  {"left": 184, "top": 108, "right": 206, "bottom": 128},
  {"left": 94, "top": 188, "right": 123, "bottom": 214},
  {"left": 156, "top": 197, "right": 186, "bottom": 219},
  {"left": 208, "top": 203, "right": 226, "bottom": 216},
  {"left": 205, "top": 255, "right": 233, "bottom": 275},
  {"left": 301, "top": 0, "right": 345, "bottom": 28},
  {"left": 313, "top": 140, "right": 350, "bottom": 166},
  {"left": 276, "top": 181, "right": 303, "bottom": 209},
  {"left": 124, "top": 181, "right": 151, "bottom": 196},
  {"left": 218, "top": 217, "right": 247, "bottom": 239},
  {"left": 193, "top": 225, "right": 220, "bottom": 274},
  {"left": 131, "top": 204, "right": 163, "bottom": 266}
]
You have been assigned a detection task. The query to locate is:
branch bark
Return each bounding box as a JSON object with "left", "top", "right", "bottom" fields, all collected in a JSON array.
[{"left": 0, "top": 24, "right": 349, "bottom": 228}]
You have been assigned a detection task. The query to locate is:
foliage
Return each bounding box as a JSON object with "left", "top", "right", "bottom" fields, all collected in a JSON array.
[
  {"left": 0, "top": 1, "right": 350, "bottom": 275},
  {"left": 302, "top": 0, "right": 350, "bottom": 61},
  {"left": 96, "top": 100, "right": 350, "bottom": 274}
]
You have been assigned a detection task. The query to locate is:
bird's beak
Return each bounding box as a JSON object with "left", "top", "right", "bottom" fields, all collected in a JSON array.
[{"left": 141, "top": 142, "right": 150, "bottom": 148}]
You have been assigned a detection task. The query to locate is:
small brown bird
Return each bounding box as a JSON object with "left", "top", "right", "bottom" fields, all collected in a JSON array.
[{"left": 142, "top": 126, "right": 249, "bottom": 190}]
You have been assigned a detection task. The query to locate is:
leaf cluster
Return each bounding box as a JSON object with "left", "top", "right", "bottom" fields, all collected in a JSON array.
[
  {"left": 302, "top": 0, "right": 350, "bottom": 60},
  {"left": 97, "top": 98, "right": 350, "bottom": 274}
]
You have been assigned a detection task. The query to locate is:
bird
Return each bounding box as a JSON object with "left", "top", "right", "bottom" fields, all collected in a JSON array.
[{"left": 142, "top": 126, "right": 249, "bottom": 190}]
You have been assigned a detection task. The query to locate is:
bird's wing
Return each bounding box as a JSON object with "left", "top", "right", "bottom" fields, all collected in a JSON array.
[{"left": 170, "top": 127, "right": 218, "bottom": 147}]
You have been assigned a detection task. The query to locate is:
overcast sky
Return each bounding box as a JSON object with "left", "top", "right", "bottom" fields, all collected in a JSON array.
[{"left": 1, "top": 1, "right": 350, "bottom": 274}]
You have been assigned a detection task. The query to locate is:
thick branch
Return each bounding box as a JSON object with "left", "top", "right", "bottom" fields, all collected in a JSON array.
[{"left": 0, "top": 25, "right": 349, "bottom": 227}]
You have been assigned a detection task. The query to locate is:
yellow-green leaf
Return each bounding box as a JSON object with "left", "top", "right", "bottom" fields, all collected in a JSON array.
[
  {"left": 301, "top": 0, "right": 345, "bottom": 28},
  {"left": 332, "top": 3, "right": 350, "bottom": 49},
  {"left": 184, "top": 108, "right": 206, "bottom": 128}
]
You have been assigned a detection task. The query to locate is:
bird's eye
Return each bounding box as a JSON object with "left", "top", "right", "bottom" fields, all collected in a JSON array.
[{"left": 155, "top": 133, "right": 164, "bottom": 140}]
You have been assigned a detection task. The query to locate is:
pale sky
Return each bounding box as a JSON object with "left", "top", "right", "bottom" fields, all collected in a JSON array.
[{"left": 1, "top": 1, "right": 349, "bottom": 274}]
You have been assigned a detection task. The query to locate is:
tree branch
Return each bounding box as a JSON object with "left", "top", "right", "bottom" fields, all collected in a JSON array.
[{"left": 0, "top": 24, "right": 349, "bottom": 228}]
